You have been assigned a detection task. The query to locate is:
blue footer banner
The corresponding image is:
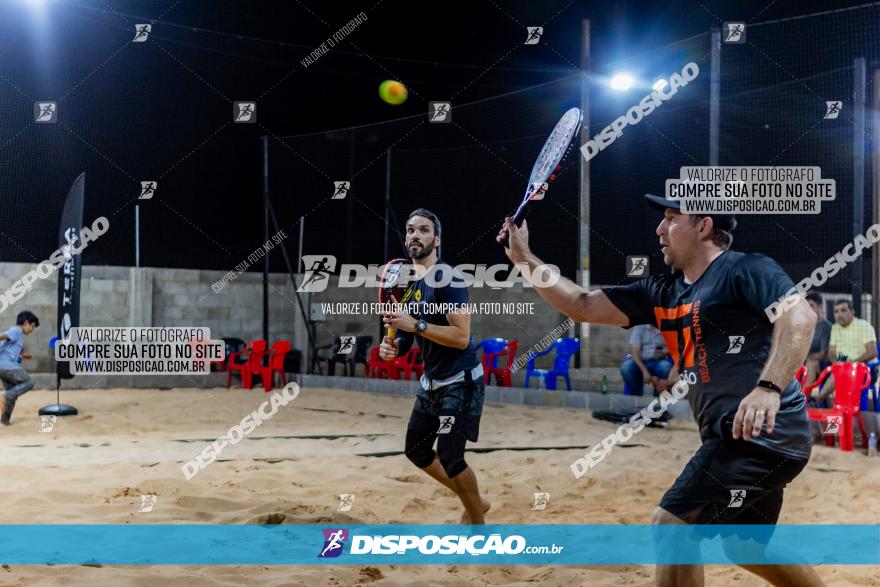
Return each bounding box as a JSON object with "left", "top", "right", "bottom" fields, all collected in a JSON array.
[{"left": 0, "top": 525, "right": 877, "bottom": 565}]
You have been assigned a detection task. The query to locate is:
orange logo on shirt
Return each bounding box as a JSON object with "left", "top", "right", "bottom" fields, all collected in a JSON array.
[{"left": 654, "top": 304, "right": 696, "bottom": 369}]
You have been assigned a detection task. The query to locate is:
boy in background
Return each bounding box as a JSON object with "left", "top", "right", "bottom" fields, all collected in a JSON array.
[{"left": 0, "top": 311, "right": 39, "bottom": 425}]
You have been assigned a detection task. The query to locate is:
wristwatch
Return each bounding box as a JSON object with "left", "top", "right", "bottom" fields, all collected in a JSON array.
[
  {"left": 415, "top": 319, "right": 428, "bottom": 335},
  {"left": 756, "top": 380, "right": 782, "bottom": 394}
]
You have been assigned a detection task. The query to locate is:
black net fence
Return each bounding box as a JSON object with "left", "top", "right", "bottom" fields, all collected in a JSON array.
[
  {"left": 2, "top": 0, "right": 879, "bottom": 309},
  {"left": 268, "top": 74, "right": 581, "bottom": 274},
  {"left": 718, "top": 5, "right": 880, "bottom": 298},
  {"left": 275, "top": 2, "right": 880, "bottom": 299},
  {"left": 0, "top": 0, "right": 278, "bottom": 270}
]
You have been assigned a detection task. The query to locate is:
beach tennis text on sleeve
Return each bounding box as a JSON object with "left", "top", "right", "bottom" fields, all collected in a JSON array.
[{"left": 54, "top": 328, "right": 225, "bottom": 375}]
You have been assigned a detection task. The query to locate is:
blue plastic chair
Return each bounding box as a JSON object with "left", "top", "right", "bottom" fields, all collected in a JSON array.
[
  {"left": 47, "top": 336, "right": 58, "bottom": 364},
  {"left": 866, "top": 342, "right": 880, "bottom": 371},
  {"left": 861, "top": 387, "right": 879, "bottom": 412},
  {"left": 864, "top": 342, "right": 880, "bottom": 412},
  {"left": 524, "top": 338, "right": 580, "bottom": 391},
  {"left": 475, "top": 338, "right": 508, "bottom": 369}
]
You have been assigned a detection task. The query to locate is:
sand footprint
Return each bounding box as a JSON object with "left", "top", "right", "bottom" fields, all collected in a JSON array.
[
  {"left": 249, "top": 512, "right": 286, "bottom": 524},
  {"left": 388, "top": 474, "right": 424, "bottom": 484},
  {"left": 401, "top": 497, "right": 431, "bottom": 514}
]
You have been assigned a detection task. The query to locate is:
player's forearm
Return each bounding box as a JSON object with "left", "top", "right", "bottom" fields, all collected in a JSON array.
[
  {"left": 421, "top": 323, "right": 469, "bottom": 349},
  {"left": 760, "top": 299, "right": 816, "bottom": 387}
]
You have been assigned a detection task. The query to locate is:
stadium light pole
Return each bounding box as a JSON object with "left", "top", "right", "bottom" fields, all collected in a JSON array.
[
  {"left": 346, "top": 132, "right": 355, "bottom": 264},
  {"left": 710, "top": 26, "right": 720, "bottom": 166},
  {"left": 384, "top": 148, "right": 391, "bottom": 263},
  {"left": 578, "top": 18, "right": 590, "bottom": 371},
  {"left": 134, "top": 205, "right": 140, "bottom": 267},
  {"left": 261, "top": 135, "right": 270, "bottom": 347},
  {"left": 853, "top": 57, "right": 866, "bottom": 319},
  {"left": 873, "top": 65, "right": 880, "bottom": 335},
  {"left": 383, "top": 147, "right": 391, "bottom": 343}
]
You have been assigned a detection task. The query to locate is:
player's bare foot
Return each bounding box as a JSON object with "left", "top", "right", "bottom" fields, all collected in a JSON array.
[{"left": 460, "top": 497, "right": 491, "bottom": 523}]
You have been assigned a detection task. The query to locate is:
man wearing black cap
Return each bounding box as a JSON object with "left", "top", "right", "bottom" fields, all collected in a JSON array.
[{"left": 496, "top": 196, "right": 821, "bottom": 587}]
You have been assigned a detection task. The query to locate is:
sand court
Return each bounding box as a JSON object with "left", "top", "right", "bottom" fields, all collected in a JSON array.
[{"left": 0, "top": 386, "right": 875, "bottom": 585}]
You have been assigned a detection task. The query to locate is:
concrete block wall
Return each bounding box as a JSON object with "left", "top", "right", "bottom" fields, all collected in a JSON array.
[
  {"left": 0, "top": 262, "right": 304, "bottom": 373},
  {"left": 585, "top": 323, "right": 632, "bottom": 369},
  {"left": 302, "top": 275, "right": 375, "bottom": 349},
  {"left": 0, "top": 260, "right": 633, "bottom": 386},
  {"left": 302, "top": 275, "right": 580, "bottom": 386},
  {"left": 0, "top": 264, "right": 138, "bottom": 372}
]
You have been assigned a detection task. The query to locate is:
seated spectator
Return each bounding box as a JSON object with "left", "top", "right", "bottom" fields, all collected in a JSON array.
[
  {"left": 804, "top": 292, "right": 831, "bottom": 384},
  {"left": 811, "top": 299, "right": 877, "bottom": 406},
  {"left": 620, "top": 323, "right": 672, "bottom": 396}
]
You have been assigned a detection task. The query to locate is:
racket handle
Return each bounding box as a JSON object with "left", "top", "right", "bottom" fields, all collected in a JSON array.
[
  {"left": 513, "top": 204, "right": 532, "bottom": 226},
  {"left": 500, "top": 197, "right": 534, "bottom": 247},
  {"left": 502, "top": 203, "right": 532, "bottom": 244}
]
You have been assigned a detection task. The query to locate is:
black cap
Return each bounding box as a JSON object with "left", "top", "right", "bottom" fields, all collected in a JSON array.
[{"left": 644, "top": 194, "right": 737, "bottom": 232}]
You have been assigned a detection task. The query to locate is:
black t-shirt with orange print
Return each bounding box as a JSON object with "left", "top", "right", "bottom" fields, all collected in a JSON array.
[{"left": 604, "top": 250, "right": 811, "bottom": 460}]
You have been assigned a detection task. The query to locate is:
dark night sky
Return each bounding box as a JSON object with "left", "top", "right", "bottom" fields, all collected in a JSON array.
[{"left": 0, "top": 0, "right": 875, "bottom": 288}]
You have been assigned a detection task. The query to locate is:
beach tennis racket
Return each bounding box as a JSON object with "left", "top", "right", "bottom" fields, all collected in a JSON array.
[
  {"left": 500, "top": 107, "right": 582, "bottom": 245},
  {"left": 379, "top": 258, "right": 409, "bottom": 338}
]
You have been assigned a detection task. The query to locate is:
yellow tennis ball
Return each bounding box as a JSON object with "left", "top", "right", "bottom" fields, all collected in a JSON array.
[{"left": 379, "top": 80, "right": 408, "bottom": 105}]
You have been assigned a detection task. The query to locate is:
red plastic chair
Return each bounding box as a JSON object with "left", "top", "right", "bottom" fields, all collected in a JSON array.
[
  {"left": 226, "top": 339, "right": 267, "bottom": 390},
  {"left": 801, "top": 362, "right": 870, "bottom": 452},
  {"left": 795, "top": 365, "right": 808, "bottom": 386},
  {"left": 366, "top": 347, "right": 393, "bottom": 379},
  {"left": 487, "top": 340, "right": 518, "bottom": 387},
  {"left": 253, "top": 340, "right": 292, "bottom": 392},
  {"left": 477, "top": 338, "right": 509, "bottom": 384},
  {"left": 393, "top": 348, "right": 423, "bottom": 381},
  {"left": 210, "top": 338, "right": 245, "bottom": 372}
]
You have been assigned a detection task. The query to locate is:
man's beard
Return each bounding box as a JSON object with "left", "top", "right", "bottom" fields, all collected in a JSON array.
[
  {"left": 663, "top": 247, "right": 686, "bottom": 272},
  {"left": 408, "top": 240, "right": 435, "bottom": 260}
]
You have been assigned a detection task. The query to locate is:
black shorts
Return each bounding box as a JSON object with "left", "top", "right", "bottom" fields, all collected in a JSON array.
[
  {"left": 408, "top": 373, "right": 485, "bottom": 443},
  {"left": 659, "top": 438, "right": 809, "bottom": 530}
]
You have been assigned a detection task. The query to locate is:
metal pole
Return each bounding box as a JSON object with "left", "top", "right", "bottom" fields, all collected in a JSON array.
[
  {"left": 577, "top": 19, "right": 590, "bottom": 370},
  {"left": 710, "top": 26, "right": 721, "bottom": 166},
  {"left": 384, "top": 147, "right": 391, "bottom": 262},
  {"left": 261, "top": 135, "right": 270, "bottom": 346},
  {"left": 134, "top": 205, "right": 140, "bottom": 268},
  {"left": 297, "top": 216, "right": 305, "bottom": 274},
  {"left": 853, "top": 57, "right": 866, "bottom": 318},
  {"left": 265, "top": 199, "right": 320, "bottom": 375},
  {"left": 873, "top": 66, "right": 880, "bottom": 334},
  {"left": 345, "top": 131, "right": 355, "bottom": 264},
  {"left": 383, "top": 147, "right": 392, "bottom": 344}
]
